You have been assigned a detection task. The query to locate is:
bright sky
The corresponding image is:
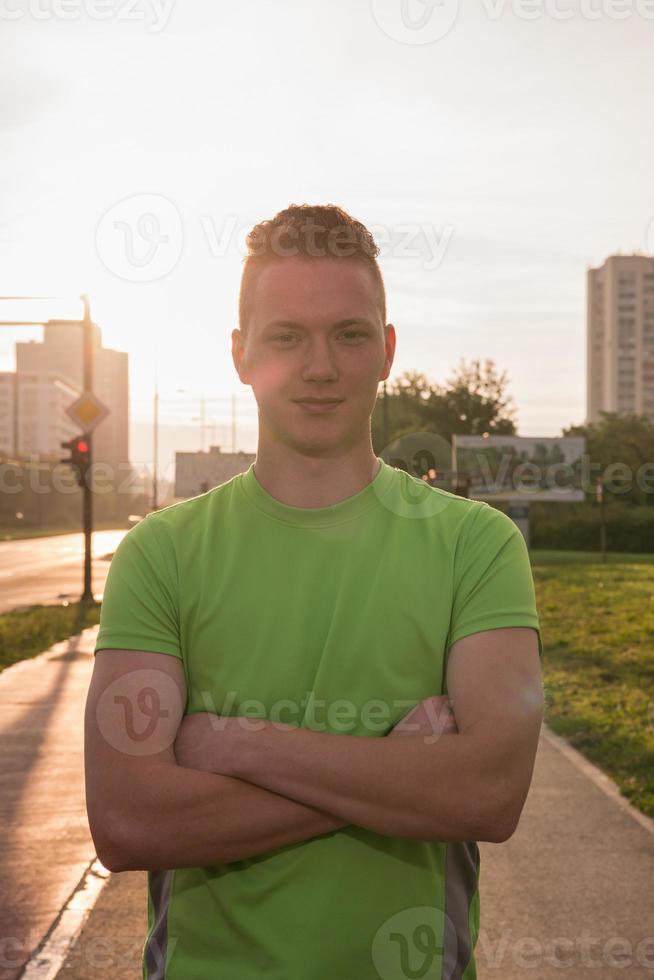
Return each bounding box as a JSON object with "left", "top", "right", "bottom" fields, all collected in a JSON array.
[{"left": 2, "top": 0, "right": 653, "bottom": 472}]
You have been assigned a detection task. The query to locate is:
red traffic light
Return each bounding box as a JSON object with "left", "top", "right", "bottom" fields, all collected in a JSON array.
[{"left": 60, "top": 435, "right": 91, "bottom": 486}]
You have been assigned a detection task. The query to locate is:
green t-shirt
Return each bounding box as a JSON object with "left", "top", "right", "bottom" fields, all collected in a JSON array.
[{"left": 95, "top": 459, "right": 542, "bottom": 980}]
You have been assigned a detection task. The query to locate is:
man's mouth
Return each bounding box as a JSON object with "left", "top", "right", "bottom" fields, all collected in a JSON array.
[
  {"left": 293, "top": 398, "right": 344, "bottom": 404},
  {"left": 293, "top": 398, "right": 344, "bottom": 412}
]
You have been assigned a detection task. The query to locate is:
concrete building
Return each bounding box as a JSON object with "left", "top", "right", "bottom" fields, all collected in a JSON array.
[
  {"left": 587, "top": 253, "right": 654, "bottom": 424},
  {"left": 15, "top": 319, "right": 129, "bottom": 466},
  {"left": 175, "top": 445, "right": 255, "bottom": 499},
  {"left": 15, "top": 371, "right": 81, "bottom": 460},
  {"left": 0, "top": 373, "right": 17, "bottom": 457}
]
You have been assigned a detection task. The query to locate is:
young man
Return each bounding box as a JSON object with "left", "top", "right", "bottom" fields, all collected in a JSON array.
[{"left": 85, "top": 204, "right": 544, "bottom": 980}]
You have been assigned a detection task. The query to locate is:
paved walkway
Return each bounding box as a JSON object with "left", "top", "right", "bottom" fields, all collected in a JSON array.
[
  {"left": 1, "top": 627, "right": 652, "bottom": 979},
  {"left": 0, "top": 629, "right": 99, "bottom": 980},
  {"left": 477, "top": 728, "right": 654, "bottom": 977}
]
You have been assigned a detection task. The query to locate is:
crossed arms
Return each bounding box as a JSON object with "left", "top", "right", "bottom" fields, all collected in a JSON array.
[{"left": 84, "top": 626, "right": 543, "bottom": 872}]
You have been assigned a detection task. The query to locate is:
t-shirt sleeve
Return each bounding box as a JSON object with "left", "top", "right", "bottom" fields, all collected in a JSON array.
[
  {"left": 446, "top": 502, "right": 543, "bottom": 659},
  {"left": 94, "top": 515, "right": 182, "bottom": 659}
]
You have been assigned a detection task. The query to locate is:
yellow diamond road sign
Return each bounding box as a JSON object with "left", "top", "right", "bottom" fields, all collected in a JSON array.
[{"left": 65, "top": 392, "right": 110, "bottom": 433}]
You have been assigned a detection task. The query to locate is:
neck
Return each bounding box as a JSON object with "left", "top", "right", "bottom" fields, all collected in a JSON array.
[{"left": 252, "top": 440, "right": 381, "bottom": 509}]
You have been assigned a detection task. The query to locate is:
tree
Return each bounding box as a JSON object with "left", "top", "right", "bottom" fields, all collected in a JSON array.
[
  {"left": 563, "top": 411, "right": 654, "bottom": 506},
  {"left": 437, "top": 358, "right": 517, "bottom": 438},
  {"left": 372, "top": 358, "right": 517, "bottom": 454}
]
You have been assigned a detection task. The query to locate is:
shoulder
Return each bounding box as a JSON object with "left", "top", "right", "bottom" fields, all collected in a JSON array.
[
  {"left": 461, "top": 498, "right": 521, "bottom": 539},
  {"left": 387, "top": 465, "right": 509, "bottom": 538},
  {"left": 452, "top": 499, "right": 525, "bottom": 560}
]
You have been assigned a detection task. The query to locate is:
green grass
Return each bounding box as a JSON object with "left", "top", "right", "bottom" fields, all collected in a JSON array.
[
  {"left": 532, "top": 551, "right": 654, "bottom": 819},
  {"left": 0, "top": 601, "right": 102, "bottom": 672}
]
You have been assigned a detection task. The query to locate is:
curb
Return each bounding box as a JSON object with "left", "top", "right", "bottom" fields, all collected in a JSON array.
[
  {"left": 541, "top": 721, "right": 654, "bottom": 835},
  {"left": 19, "top": 861, "right": 111, "bottom": 980}
]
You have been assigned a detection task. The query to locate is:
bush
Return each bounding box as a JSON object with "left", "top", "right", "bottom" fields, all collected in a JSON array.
[{"left": 529, "top": 502, "right": 654, "bottom": 553}]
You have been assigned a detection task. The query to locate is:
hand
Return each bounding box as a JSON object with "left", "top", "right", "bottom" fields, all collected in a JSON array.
[
  {"left": 389, "top": 695, "right": 458, "bottom": 743},
  {"left": 174, "top": 712, "right": 298, "bottom": 776}
]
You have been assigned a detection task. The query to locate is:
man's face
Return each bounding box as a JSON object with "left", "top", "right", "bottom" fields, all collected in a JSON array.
[{"left": 232, "top": 256, "right": 395, "bottom": 456}]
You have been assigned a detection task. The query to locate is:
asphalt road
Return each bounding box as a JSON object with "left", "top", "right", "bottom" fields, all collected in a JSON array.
[{"left": 0, "top": 530, "right": 127, "bottom": 613}]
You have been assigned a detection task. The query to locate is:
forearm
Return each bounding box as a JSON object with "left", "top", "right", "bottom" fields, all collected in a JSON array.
[
  {"left": 106, "top": 765, "right": 348, "bottom": 872},
  {"left": 234, "top": 726, "right": 507, "bottom": 843}
]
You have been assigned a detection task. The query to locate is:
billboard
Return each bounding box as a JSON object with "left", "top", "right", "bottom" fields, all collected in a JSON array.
[{"left": 451, "top": 435, "right": 587, "bottom": 502}]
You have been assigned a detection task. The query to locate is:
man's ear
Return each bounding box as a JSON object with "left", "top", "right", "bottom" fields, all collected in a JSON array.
[
  {"left": 231, "top": 328, "right": 250, "bottom": 384},
  {"left": 380, "top": 323, "right": 396, "bottom": 382}
]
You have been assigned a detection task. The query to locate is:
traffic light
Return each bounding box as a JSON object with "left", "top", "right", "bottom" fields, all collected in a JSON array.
[{"left": 60, "top": 436, "right": 91, "bottom": 487}]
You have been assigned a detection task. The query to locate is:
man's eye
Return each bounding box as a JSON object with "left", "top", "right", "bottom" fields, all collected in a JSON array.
[
  {"left": 340, "top": 330, "right": 365, "bottom": 340},
  {"left": 272, "top": 334, "right": 297, "bottom": 343}
]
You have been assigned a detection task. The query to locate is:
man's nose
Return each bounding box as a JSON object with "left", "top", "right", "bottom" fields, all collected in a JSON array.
[{"left": 301, "top": 339, "right": 339, "bottom": 382}]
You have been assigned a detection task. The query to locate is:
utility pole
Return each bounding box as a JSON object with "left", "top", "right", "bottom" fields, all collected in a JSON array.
[
  {"left": 597, "top": 476, "right": 607, "bottom": 564},
  {"left": 152, "top": 380, "right": 159, "bottom": 511},
  {"left": 80, "top": 294, "right": 94, "bottom": 603}
]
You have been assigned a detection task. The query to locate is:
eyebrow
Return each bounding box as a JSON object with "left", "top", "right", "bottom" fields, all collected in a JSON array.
[{"left": 263, "top": 318, "right": 377, "bottom": 332}]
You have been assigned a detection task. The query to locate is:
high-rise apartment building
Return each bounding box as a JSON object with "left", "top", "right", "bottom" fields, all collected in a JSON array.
[
  {"left": 15, "top": 320, "right": 129, "bottom": 466},
  {"left": 16, "top": 372, "right": 81, "bottom": 459},
  {"left": 587, "top": 254, "right": 654, "bottom": 424}
]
